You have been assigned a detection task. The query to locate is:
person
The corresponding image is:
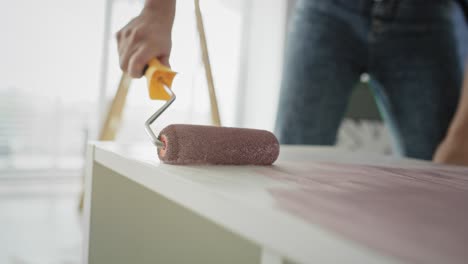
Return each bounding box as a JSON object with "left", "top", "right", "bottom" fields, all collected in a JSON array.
[{"left": 116, "top": 0, "right": 468, "bottom": 166}]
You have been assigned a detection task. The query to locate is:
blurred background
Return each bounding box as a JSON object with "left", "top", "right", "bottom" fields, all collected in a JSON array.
[{"left": 0, "top": 0, "right": 467, "bottom": 263}]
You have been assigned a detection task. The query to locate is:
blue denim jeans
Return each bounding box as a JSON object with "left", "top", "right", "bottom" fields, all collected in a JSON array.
[{"left": 275, "top": 0, "right": 462, "bottom": 160}]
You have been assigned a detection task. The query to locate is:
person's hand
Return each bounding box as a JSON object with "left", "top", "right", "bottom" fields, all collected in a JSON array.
[
  {"left": 116, "top": 5, "right": 174, "bottom": 78},
  {"left": 433, "top": 134, "right": 468, "bottom": 167}
]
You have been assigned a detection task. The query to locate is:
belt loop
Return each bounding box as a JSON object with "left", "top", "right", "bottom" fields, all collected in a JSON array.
[
  {"left": 373, "top": 0, "right": 399, "bottom": 20},
  {"left": 360, "top": 0, "right": 373, "bottom": 14},
  {"left": 388, "top": 0, "right": 399, "bottom": 18}
]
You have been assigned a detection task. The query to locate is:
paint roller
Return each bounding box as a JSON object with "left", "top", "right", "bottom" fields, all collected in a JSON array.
[{"left": 144, "top": 58, "right": 280, "bottom": 165}]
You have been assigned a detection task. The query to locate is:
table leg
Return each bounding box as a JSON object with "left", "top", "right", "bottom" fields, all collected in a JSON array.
[{"left": 261, "top": 248, "right": 282, "bottom": 264}]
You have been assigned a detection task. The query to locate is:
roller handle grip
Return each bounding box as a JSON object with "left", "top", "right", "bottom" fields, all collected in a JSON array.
[{"left": 144, "top": 58, "right": 177, "bottom": 101}]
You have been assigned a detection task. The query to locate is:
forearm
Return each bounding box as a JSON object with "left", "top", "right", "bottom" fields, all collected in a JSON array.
[{"left": 446, "top": 65, "right": 468, "bottom": 140}]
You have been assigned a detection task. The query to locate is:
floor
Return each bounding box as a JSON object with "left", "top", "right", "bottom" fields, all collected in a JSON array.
[{"left": 0, "top": 173, "right": 82, "bottom": 264}]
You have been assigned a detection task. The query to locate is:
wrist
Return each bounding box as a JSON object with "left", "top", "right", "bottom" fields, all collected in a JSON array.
[
  {"left": 144, "top": 0, "right": 175, "bottom": 14},
  {"left": 144, "top": 0, "right": 161, "bottom": 10},
  {"left": 142, "top": 0, "right": 176, "bottom": 29}
]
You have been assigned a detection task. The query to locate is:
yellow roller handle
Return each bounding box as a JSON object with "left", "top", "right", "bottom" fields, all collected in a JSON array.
[{"left": 145, "top": 58, "right": 177, "bottom": 101}]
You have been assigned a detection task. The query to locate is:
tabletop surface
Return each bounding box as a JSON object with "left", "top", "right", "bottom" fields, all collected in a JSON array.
[{"left": 90, "top": 142, "right": 468, "bottom": 264}]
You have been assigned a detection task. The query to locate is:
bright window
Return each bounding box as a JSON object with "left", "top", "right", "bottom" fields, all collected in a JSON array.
[
  {"left": 0, "top": 0, "right": 245, "bottom": 174},
  {"left": 0, "top": 0, "right": 104, "bottom": 172}
]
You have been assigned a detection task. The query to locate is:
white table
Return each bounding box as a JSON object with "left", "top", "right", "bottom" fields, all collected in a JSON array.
[{"left": 83, "top": 142, "right": 468, "bottom": 264}]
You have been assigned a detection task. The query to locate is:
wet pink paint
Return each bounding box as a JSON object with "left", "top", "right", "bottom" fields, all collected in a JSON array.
[{"left": 258, "top": 162, "right": 468, "bottom": 264}]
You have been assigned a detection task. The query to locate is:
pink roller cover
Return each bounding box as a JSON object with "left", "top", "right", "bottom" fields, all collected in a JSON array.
[{"left": 158, "top": 124, "right": 280, "bottom": 165}]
